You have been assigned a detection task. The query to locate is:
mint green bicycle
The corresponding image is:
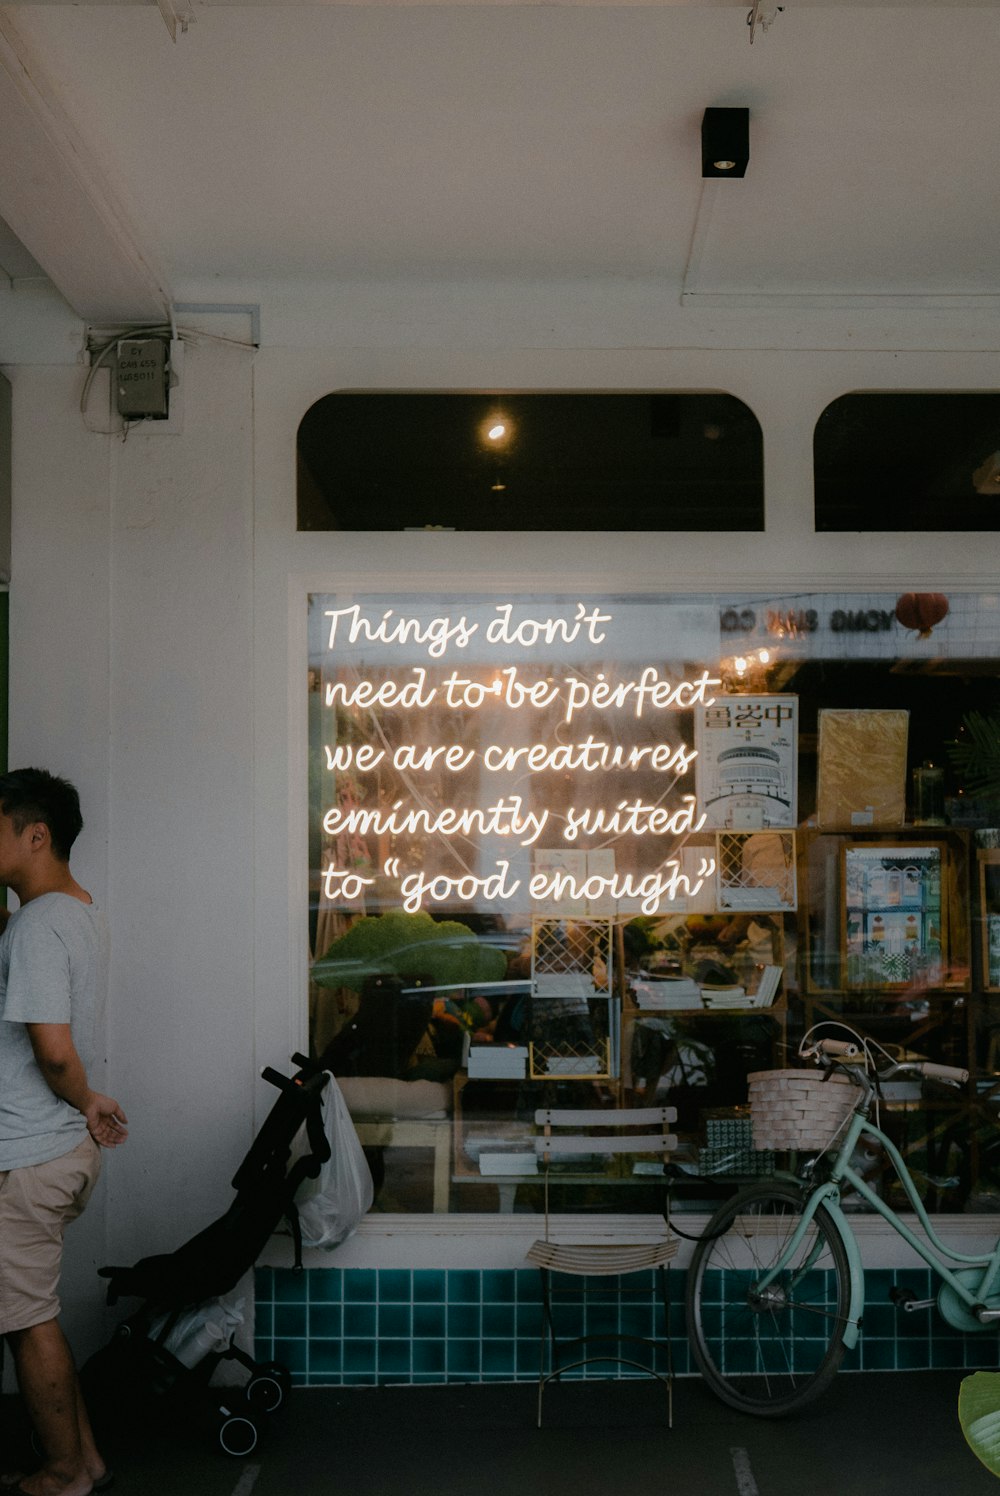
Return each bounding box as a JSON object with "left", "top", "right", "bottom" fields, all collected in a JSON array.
[{"left": 685, "top": 1028, "right": 982, "bottom": 1416}]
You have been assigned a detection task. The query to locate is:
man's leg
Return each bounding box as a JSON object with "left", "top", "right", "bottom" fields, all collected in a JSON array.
[
  {"left": 0, "top": 1140, "right": 107, "bottom": 1496},
  {"left": 68, "top": 1360, "right": 104, "bottom": 1485},
  {"left": 6, "top": 1319, "right": 103, "bottom": 1496}
]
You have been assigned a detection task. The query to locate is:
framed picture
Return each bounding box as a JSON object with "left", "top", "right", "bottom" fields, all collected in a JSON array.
[{"left": 842, "top": 842, "right": 943, "bottom": 990}]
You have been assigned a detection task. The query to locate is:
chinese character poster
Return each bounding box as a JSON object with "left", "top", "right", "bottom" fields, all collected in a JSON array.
[{"left": 695, "top": 696, "right": 798, "bottom": 829}]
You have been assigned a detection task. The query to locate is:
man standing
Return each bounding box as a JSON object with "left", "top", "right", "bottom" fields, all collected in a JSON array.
[{"left": 0, "top": 769, "right": 127, "bottom": 1496}]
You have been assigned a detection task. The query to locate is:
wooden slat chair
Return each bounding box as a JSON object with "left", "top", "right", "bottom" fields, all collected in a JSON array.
[{"left": 526, "top": 1106, "right": 679, "bottom": 1427}]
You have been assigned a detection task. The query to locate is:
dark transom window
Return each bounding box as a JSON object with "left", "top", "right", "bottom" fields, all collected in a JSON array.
[
  {"left": 297, "top": 392, "right": 764, "bottom": 532},
  {"left": 815, "top": 392, "right": 1000, "bottom": 532}
]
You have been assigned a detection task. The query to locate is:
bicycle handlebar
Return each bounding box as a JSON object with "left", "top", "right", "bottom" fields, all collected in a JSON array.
[
  {"left": 909, "top": 1060, "right": 969, "bottom": 1085},
  {"left": 859, "top": 1058, "right": 969, "bottom": 1087},
  {"left": 800, "top": 1037, "right": 968, "bottom": 1087}
]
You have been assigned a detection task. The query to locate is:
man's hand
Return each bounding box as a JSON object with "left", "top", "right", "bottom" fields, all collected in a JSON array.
[
  {"left": 84, "top": 1093, "right": 129, "bottom": 1148},
  {"left": 27, "top": 1024, "right": 129, "bottom": 1146}
]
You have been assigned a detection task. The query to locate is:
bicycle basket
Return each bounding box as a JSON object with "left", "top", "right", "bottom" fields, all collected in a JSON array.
[{"left": 748, "top": 1069, "right": 856, "bottom": 1152}]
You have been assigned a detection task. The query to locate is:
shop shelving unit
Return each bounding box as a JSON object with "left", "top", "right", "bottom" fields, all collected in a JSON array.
[{"left": 798, "top": 825, "right": 974, "bottom": 1212}]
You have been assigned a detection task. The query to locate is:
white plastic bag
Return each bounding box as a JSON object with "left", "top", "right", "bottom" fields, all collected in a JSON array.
[
  {"left": 294, "top": 1073, "right": 374, "bottom": 1248},
  {"left": 151, "top": 1288, "right": 246, "bottom": 1369}
]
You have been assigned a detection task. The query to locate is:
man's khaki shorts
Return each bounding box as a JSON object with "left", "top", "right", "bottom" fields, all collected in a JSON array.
[{"left": 0, "top": 1135, "right": 101, "bottom": 1335}]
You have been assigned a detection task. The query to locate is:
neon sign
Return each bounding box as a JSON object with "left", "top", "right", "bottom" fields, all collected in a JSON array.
[{"left": 314, "top": 598, "right": 722, "bottom": 916}]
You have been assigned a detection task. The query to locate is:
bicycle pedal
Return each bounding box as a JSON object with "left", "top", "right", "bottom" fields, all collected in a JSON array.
[{"left": 889, "top": 1286, "right": 934, "bottom": 1312}]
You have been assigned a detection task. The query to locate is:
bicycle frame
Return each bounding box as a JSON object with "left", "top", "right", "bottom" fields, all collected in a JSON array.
[{"left": 752, "top": 1102, "right": 1000, "bottom": 1349}]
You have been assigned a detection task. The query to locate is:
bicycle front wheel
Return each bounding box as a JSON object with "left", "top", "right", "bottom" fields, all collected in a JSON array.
[{"left": 686, "top": 1181, "right": 852, "bottom": 1416}]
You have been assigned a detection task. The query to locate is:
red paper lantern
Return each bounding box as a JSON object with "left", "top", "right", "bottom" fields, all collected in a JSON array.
[{"left": 895, "top": 592, "right": 949, "bottom": 638}]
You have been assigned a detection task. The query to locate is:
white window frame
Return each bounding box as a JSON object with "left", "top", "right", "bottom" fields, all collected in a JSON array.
[{"left": 252, "top": 346, "right": 1000, "bottom": 1269}]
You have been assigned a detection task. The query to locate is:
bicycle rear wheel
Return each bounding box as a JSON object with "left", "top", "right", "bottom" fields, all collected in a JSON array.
[{"left": 686, "top": 1181, "right": 852, "bottom": 1416}]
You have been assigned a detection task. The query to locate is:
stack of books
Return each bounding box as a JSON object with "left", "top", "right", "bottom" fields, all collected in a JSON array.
[
  {"left": 752, "top": 965, "right": 783, "bottom": 1008},
  {"left": 467, "top": 1044, "right": 529, "bottom": 1079},
  {"left": 632, "top": 976, "right": 702, "bottom": 1011},
  {"left": 533, "top": 972, "right": 596, "bottom": 999},
  {"left": 478, "top": 1150, "right": 538, "bottom": 1176},
  {"left": 699, "top": 966, "right": 783, "bottom": 1010},
  {"left": 700, "top": 985, "right": 752, "bottom": 1009}
]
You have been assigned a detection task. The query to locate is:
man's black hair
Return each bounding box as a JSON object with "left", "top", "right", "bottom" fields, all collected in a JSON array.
[{"left": 0, "top": 768, "right": 83, "bottom": 862}]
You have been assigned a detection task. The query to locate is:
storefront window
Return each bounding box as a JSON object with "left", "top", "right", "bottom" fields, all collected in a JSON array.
[{"left": 307, "top": 590, "right": 1000, "bottom": 1216}]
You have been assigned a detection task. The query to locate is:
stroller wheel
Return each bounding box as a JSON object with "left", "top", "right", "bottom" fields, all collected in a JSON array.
[
  {"left": 245, "top": 1372, "right": 285, "bottom": 1414},
  {"left": 263, "top": 1359, "right": 292, "bottom": 1396},
  {"left": 218, "top": 1413, "right": 258, "bottom": 1457}
]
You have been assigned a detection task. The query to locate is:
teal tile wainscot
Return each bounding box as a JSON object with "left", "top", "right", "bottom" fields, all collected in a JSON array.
[{"left": 255, "top": 1266, "right": 1000, "bottom": 1387}]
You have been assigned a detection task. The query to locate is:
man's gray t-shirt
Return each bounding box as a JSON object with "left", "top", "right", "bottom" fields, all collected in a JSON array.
[{"left": 0, "top": 892, "right": 108, "bottom": 1170}]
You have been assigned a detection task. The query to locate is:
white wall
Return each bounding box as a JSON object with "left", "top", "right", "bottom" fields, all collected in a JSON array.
[
  {"left": 106, "top": 336, "right": 256, "bottom": 1266},
  {"left": 3, "top": 339, "right": 255, "bottom": 1368},
  {"left": 5, "top": 361, "right": 113, "bottom": 1362},
  {"left": 5, "top": 297, "right": 1000, "bottom": 1361}
]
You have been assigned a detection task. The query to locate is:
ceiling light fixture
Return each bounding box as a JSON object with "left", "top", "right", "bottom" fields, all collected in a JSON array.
[
  {"left": 154, "top": 0, "right": 194, "bottom": 42},
  {"left": 701, "top": 108, "right": 750, "bottom": 180},
  {"left": 747, "top": 4, "right": 784, "bottom": 45}
]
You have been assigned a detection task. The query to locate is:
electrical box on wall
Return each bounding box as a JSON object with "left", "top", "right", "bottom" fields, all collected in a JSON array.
[{"left": 115, "top": 337, "right": 169, "bottom": 419}]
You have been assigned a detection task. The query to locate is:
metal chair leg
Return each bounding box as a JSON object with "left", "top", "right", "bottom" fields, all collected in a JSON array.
[
  {"left": 538, "top": 1267, "right": 552, "bottom": 1429},
  {"left": 657, "top": 1262, "right": 673, "bottom": 1430}
]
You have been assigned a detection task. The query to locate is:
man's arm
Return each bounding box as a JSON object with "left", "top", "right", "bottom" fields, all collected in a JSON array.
[{"left": 26, "top": 1022, "right": 128, "bottom": 1147}]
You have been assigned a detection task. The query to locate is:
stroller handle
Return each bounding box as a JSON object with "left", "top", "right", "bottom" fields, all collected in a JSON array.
[{"left": 261, "top": 1055, "right": 326, "bottom": 1094}]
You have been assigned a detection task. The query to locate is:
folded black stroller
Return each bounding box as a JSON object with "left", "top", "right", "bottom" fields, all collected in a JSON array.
[{"left": 81, "top": 1055, "right": 330, "bottom": 1457}]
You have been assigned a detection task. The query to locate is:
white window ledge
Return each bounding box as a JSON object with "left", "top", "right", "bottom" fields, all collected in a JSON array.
[{"left": 261, "top": 1212, "right": 1000, "bottom": 1273}]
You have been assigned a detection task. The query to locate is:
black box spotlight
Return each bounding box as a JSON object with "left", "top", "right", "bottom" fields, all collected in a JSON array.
[{"left": 701, "top": 107, "right": 750, "bottom": 179}]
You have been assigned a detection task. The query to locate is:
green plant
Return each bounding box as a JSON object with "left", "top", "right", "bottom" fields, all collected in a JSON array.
[
  {"left": 312, "top": 908, "right": 508, "bottom": 992},
  {"left": 948, "top": 711, "right": 1000, "bottom": 807},
  {"left": 959, "top": 1371, "right": 1000, "bottom": 1477}
]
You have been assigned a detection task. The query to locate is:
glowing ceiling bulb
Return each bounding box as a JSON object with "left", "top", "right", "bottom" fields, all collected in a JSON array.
[
  {"left": 758, "top": 649, "right": 771, "bottom": 664},
  {"left": 733, "top": 656, "right": 748, "bottom": 676},
  {"left": 481, "top": 412, "right": 514, "bottom": 447}
]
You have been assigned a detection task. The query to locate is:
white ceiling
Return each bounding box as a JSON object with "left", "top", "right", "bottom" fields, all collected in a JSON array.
[{"left": 1, "top": 2, "right": 999, "bottom": 323}]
